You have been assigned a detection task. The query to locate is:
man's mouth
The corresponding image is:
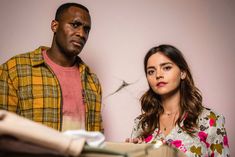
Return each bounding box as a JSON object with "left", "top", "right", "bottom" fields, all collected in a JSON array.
[{"left": 71, "top": 41, "right": 83, "bottom": 47}]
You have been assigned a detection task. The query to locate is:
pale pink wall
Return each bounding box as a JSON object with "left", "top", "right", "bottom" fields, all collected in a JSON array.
[{"left": 0, "top": 0, "right": 234, "bottom": 155}]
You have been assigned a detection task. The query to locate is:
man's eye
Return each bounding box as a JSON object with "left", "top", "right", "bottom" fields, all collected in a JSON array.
[
  {"left": 84, "top": 27, "right": 90, "bottom": 33},
  {"left": 71, "top": 22, "right": 81, "bottom": 28}
]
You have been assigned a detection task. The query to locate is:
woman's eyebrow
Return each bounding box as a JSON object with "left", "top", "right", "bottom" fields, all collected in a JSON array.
[
  {"left": 147, "top": 66, "right": 156, "bottom": 70},
  {"left": 159, "top": 62, "right": 173, "bottom": 66}
]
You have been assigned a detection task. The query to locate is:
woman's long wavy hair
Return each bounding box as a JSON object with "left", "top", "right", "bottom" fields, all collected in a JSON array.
[{"left": 139, "top": 44, "right": 203, "bottom": 137}]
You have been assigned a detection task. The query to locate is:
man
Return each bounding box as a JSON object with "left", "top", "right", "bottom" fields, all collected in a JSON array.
[{"left": 0, "top": 3, "right": 103, "bottom": 132}]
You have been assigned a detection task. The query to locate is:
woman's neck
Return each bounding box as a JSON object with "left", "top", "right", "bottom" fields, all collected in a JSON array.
[{"left": 161, "top": 89, "right": 181, "bottom": 114}]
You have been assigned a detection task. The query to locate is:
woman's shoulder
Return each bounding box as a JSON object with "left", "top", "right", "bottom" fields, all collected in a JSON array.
[
  {"left": 199, "top": 107, "right": 225, "bottom": 119},
  {"left": 196, "top": 108, "right": 230, "bottom": 156},
  {"left": 133, "top": 115, "right": 143, "bottom": 125},
  {"left": 198, "top": 107, "right": 225, "bottom": 130}
]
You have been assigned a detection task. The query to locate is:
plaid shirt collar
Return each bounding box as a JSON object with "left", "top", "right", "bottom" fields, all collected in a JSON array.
[{"left": 31, "top": 46, "right": 90, "bottom": 73}]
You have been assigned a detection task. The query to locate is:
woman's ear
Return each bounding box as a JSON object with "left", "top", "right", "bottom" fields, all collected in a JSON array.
[
  {"left": 51, "top": 20, "right": 58, "bottom": 33},
  {"left": 181, "top": 71, "right": 186, "bottom": 80}
]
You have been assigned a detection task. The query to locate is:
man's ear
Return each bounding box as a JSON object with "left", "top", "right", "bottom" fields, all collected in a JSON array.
[
  {"left": 51, "top": 20, "right": 58, "bottom": 33},
  {"left": 181, "top": 71, "right": 186, "bottom": 80}
]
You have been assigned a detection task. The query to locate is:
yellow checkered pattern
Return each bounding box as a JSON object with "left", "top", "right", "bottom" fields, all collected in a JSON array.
[{"left": 0, "top": 46, "right": 103, "bottom": 132}]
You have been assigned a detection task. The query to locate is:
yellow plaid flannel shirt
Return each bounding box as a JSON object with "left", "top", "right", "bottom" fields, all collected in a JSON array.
[{"left": 0, "top": 46, "right": 103, "bottom": 132}]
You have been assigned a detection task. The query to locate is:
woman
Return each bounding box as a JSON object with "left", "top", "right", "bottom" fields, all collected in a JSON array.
[{"left": 126, "top": 45, "right": 230, "bottom": 156}]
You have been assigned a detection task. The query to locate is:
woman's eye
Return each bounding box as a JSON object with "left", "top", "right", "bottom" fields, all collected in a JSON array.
[
  {"left": 147, "top": 70, "right": 154, "bottom": 75},
  {"left": 163, "top": 66, "right": 172, "bottom": 71}
]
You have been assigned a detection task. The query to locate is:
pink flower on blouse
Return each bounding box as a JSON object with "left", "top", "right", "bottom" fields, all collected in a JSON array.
[
  {"left": 211, "top": 152, "right": 214, "bottom": 157},
  {"left": 145, "top": 135, "right": 153, "bottom": 143},
  {"left": 171, "top": 140, "right": 187, "bottom": 152},
  {"left": 171, "top": 140, "right": 182, "bottom": 148},
  {"left": 209, "top": 118, "right": 215, "bottom": 126},
  {"left": 198, "top": 131, "right": 210, "bottom": 148},
  {"left": 198, "top": 131, "right": 207, "bottom": 141},
  {"left": 223, "top": 136, "right": 229, "bottom": 146}
]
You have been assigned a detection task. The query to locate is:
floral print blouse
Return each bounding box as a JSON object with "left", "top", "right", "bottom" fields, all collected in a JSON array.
[{"left": 131, "top": 108, "right": 230, "bottom": 157}]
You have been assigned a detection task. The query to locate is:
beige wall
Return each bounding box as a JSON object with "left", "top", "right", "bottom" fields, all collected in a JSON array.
[{"left": 1, "top": 0, "right": 234, "bottom": 155}]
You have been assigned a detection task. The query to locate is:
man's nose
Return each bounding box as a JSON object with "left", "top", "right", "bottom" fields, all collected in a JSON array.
[{"left": 75, "top": 27, "right": 87, "bottom": 39}]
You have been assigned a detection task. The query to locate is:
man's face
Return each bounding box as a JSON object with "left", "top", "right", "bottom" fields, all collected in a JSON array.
[{"left": 52, "top": 6, "right": 91, "bottom": 57}]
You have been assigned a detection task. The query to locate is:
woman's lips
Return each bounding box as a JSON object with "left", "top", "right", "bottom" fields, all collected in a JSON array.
[{"left": 156, "top": 82, "right": 167, "bottom": 87}]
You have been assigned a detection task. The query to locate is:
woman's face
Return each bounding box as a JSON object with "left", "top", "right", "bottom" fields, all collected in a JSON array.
[{"left": 146, "top": 52, "right": 185, "bottom": 96}]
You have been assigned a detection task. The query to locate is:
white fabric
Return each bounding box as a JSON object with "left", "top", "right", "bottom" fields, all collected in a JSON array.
[
  {"left": 63, "top": 129, "right": 105, "bottom": 147},
  {"left": 0, "top": 110, "right": 85, "bottom": 156}
]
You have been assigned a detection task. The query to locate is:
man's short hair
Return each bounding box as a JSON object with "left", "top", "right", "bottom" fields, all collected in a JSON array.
[{"left": 55, "top": 3, "right": 89, "bottom": 21}]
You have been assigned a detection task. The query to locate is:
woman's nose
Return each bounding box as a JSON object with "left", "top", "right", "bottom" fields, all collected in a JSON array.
[{"left": 156, "top": 70, "right": 163, "bottom": 79}]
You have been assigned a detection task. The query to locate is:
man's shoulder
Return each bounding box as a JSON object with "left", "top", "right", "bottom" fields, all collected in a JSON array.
[
  {"left": 4, "top": 51, "right": 31, "bottom": 63},
  {"left": 78, "top": 58, "right": 99, "bottom": 79},
  {"left": 3, "top": 46, "right": 48, "bottom": 67},
  {"left": 0, "top": 51, "right": 32, "bottom": 72},
  {"left": 78, "top": 58, "right": 101, "bottom": 92}
]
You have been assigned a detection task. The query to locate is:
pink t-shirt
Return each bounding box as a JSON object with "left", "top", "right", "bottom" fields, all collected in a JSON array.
[{"left": 43, "top": 51, "right": 85, "bottom": 131}]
